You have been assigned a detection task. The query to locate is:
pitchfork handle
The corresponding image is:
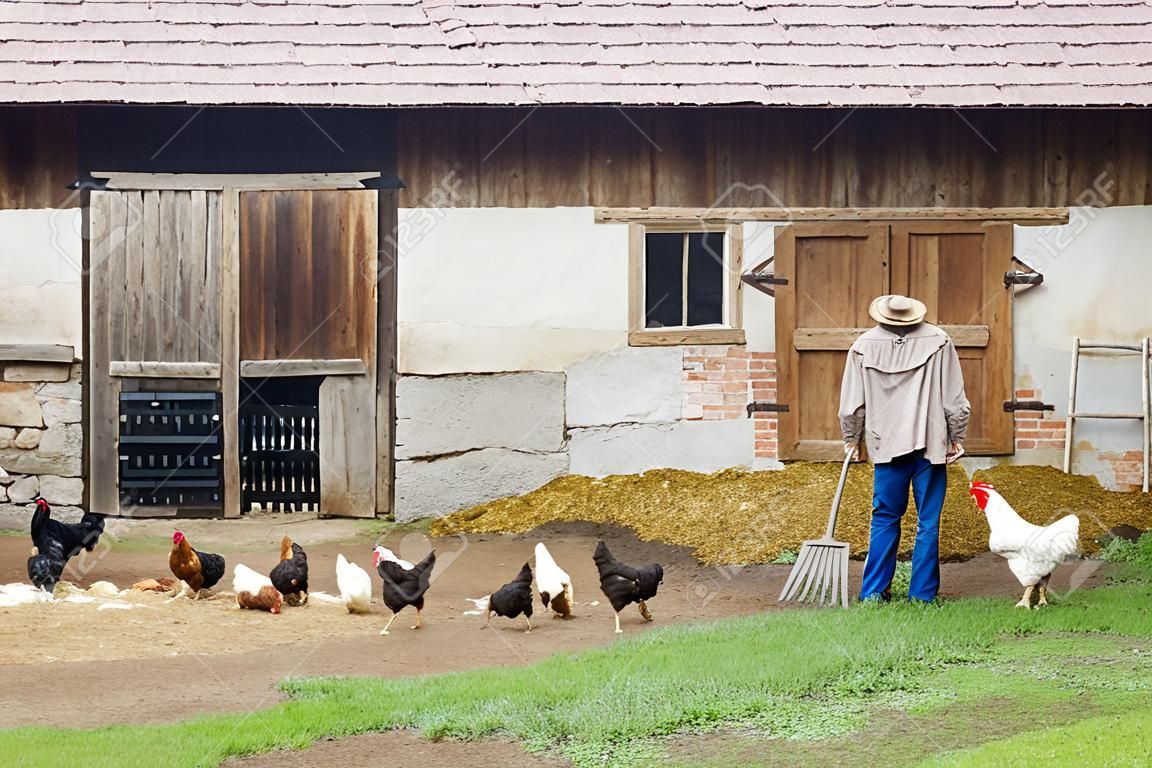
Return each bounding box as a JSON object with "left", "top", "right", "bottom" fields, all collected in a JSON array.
[{"left": 825, "top": 453, "right": 853, "bottom": 539}]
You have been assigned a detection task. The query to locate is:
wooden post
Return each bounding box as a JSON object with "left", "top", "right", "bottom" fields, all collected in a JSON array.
[
  {"left": 87, "top": 191, "right": 123, "bottom": 515},
  {"left": 220, "top": 188, "right": 242, "bottom": 518},
  {"left": 375, "top": 188, "right": 398, "bottom": 517},
  {"left": 1064, "top": 337, "right": 1081, "bottom": 475}
]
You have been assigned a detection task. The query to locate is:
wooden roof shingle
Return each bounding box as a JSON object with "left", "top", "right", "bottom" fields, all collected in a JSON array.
[{"left": 1, "top": 0, "right": 1150, "bottom": 106}]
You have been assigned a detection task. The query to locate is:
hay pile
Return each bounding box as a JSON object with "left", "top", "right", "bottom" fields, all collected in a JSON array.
[{"left": 430, "top": 464, "right": 1152, "bottom": 565}]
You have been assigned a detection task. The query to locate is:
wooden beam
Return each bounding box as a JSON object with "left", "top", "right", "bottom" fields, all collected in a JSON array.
[
  {"left": 239, "top": 358, "right": 367, "bottom": 377},
  {"left": 595, "top": 207, "right": 1070, "bottom": 225},
  {"left": 220, "top": 188, "right": 242, "bottom": 519},
  {"left": 86, "top": 192, "right": 121, "bottom": 516},
  {"left": 109, "top": 361, "right": 221, "bottom": 378},
  {"left": 792, "top": 325, "right": 990, "bottom": 351},
  {"left": 376, "top": 188, "right": 398, "bottom": 518},
  {"left": 0, "top": 344, "right": 75, "bottom": 363},
  {"left": 93, "top": 172, "right": 381, "bottom": 191},
  {"left": 629, "top": 328, "right": 747, "bottom": 347}
]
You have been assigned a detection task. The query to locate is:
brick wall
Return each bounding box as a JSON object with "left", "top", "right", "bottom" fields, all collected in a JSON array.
[
  {"left": 1012, "top": 388, "right": 1067, "bottom": 452},
  {"left": 682, "top": 346, "right": 749, "bottom": 421},
  {"left": 1103, "top": 450, "right": 1146, "bottom": 491},
  {"left": 751, "top": 352, "right": 778, "bottom": 460},
  {"left": 682, "top": 346, "right": 778, "bottom": 461}
]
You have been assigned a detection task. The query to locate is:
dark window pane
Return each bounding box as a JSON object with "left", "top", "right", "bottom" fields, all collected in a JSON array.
[
  {"left": 686, "top": 232, "right": 725, "bottom": 326},
  {"left": 644, "top": 232, "right": 684, "bottom": 328}
]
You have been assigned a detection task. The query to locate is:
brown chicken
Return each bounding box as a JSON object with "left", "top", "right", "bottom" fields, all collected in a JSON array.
[
  {"left": 237, "top": 585, "right": 283, "bottom": 613},
  {"left": 131, "top": 577, "right": 179, "bottom": 593},
  {"left": 169, "top": 530, "right": 226, "bottom": 598}
]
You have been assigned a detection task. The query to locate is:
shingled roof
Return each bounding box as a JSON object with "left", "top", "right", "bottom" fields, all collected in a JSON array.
[{"left": 1, "top": 0, "right": 1150, "bottom": 107}]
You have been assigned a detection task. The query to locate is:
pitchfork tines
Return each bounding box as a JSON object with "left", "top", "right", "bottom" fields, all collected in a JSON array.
[{"left": 778, "top": 452, "right": 853, "bottom": 608}]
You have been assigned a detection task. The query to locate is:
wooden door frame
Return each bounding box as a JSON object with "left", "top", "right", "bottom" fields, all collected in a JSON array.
[{"left": 83, "top": 173, "right": 397, "bottom": 518}]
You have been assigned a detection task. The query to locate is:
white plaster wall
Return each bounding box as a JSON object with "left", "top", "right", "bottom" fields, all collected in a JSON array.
[
  {"left": 1013, "top": 207, "right": 1152, "bottom": 456},
  {"left": 740, "top": 221, "right": 782, "bottom": 354},
  {"left": 397, "top": 207, "right": 629, "bottom": 374},
  {"left": 0, "top": 210, "right": 83, "bottom": 354}
]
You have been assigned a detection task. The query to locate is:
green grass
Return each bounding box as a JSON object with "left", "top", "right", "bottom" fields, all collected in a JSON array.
[{"left": 4, "top": 571, "right": 1152, "bottom": 767}]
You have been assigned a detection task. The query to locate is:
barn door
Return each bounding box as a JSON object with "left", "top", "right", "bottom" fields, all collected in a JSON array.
[
  {"left": 890, "top": 222, "right": 1014, "bottom": 454},
  {"left": 238, "top": 189, "right": 379, "bottom": 517},
  {"left": 774, "top": 224, "right": 890, "bottom": 460},
  {"left": 774, "top": 220, "right": 1014, "bottom": 461}
]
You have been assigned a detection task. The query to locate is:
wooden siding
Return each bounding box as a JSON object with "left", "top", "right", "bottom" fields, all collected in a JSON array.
[
  {"left": 99, "top": 189, "right": 222, "bottom": 364},
  {"left": 0, "top": 106, "right": 77, "bottom": 209},
  {"left": 399, "top": 107, "right": 1152, "bottom": 209},
  {"left": 238, "top": 189, "right": 378, "bottom": 363}
]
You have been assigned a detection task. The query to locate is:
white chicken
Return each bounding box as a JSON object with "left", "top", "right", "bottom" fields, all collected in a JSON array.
[
  {"left": 232, "top": 563, "right": 282, "bottom": 613},
  {"left": 969, "top": 480, "right": 1080, "bottom": 608},
  {"left": 336, "top": 553, "right": 373, "bottom": 614},
  {"left": 534, "top": 542, "right": 574, "bottom": 618}
]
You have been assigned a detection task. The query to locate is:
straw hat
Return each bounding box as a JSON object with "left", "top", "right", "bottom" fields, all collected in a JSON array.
[{"left": 868, "top": 294, "right": 927, "bottom": 327}]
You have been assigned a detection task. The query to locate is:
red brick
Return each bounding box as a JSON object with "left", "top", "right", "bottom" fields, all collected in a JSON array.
[
  {"left": 1016, "top": 439, "right": 1037, "bottom": 449},
  {"left": 725, "top": 348, "right": 749, "bottom": 359},
  {"left": 1014, "top": 420, "right": 1039, "bottom": 430},
  {"left": 1035, "top": 439, "right": 1066, "bottom": 449},
  {"left": 751, "top": 351, "right": 775, "bottom": 360},
  {"left": 723, "top": 393, "right": 748, "bottom": 405},
  {"left": 723, "top": 370, "right": 747, "bottom": 381},
  {"left": 723, "top": 381, "right": 748, "bottom": 393},
  {"left": 1015, "top": 389, "right": 1036, "bottom": 399},
  {"left": 749, "top": 371, "right": 776, "bottom": 380}
]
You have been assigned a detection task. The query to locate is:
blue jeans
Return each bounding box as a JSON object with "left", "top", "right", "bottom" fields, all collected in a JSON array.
[{"left": 859, "top": 450, "right": 948, "bottom": 603}]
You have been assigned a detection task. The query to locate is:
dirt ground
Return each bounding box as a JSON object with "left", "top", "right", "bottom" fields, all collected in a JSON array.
[{"left": 0, "top": 519, "right": 1105, "bottom": 737}]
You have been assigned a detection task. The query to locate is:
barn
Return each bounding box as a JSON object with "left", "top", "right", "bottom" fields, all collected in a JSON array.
[{"left": 0, "top": 1, "right": 1149, "bottom": 521}]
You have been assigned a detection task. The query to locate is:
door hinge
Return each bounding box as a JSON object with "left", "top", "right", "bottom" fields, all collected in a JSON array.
[
  {"left": 747, "top": 401, "right": 789, "bottom": 417},
  {"left": 1003, "top": 400, "right": 1055, "bottom": 412}
]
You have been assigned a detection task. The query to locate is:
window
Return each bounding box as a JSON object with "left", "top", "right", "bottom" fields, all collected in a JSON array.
[{"left": 629, "top": 223, "right": 744, "bottom": 346}]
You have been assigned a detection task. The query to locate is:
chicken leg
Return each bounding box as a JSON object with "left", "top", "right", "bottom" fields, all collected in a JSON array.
[
  {"left": 1015, "top": 584, "right": 1035, "bottom": 609},
  {"left": 637, "top": 600, "right": 653, "bottom": 622},
  {"left": 410, "top": 607, "right": 422, "bottom": 630},
  {"left": 380, "top": 612, "right": 399, "bottom": 636},
  {"left": 1037, "top": 575, "right": 1051, "bottom": 607},
  {"left": 613, "top": 612, "right": 623, "bottom": 634},
  {"left": 524, "top": 616, "right": 532, "bottom": 633}
]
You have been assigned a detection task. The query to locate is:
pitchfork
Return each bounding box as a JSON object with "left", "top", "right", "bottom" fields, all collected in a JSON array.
[{"left": 778, "top": 452, "right": 853, "bottom": 608}]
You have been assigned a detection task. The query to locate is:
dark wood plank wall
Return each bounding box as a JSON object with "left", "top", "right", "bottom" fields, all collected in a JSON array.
[
  {"left": 398, "top": 107, "right": 1152, "bottom": 209},
  {"left": 2, "top": 106, "right": 1150, "bottom": 210},
  {"left": 0, "top": 106, "right": 77, "bottom": 209},
  {"left": 238, "top": 189, "right": 377, "bottom": 363}
]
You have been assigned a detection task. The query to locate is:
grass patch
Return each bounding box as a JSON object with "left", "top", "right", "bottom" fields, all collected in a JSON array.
[{"left": 4, "top": 570, "right": 1152, "bottom": 767}]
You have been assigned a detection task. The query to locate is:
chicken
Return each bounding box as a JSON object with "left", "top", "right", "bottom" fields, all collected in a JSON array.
[
  {"left": 969, "top": 480, "right": 1080, "bottom": 608},
  {"left": 485, "top": 562, "right": 534, "bottom": 632},
  {"left": 269, "top": 536, "right": 309, "bottom": 606},
  {"left": 534, "top": 542, "right": 573, "bottom": 619},
  {"left": 372, "top": 545, "right": 436, "bottom": 635},
  {"left": 131, "top": 577, "right": 179, "bottom": 593},
  {"left": 593, "top": 540, "right": 664, "bottom": 634},
  {"left": 27, "top": 547, "right": 62, "bottom": 593},
  {"left": 231, "top": 563, "right": 282, "bottom": 613},
  {"left": 27, "top": 498, "right": 105, "bottom": 591},
  {"left": 336, "top": 554, "right": 373, "bottom": 614},
  {"left": 168, "top": 530, "right": 226, "bottom": 598}
]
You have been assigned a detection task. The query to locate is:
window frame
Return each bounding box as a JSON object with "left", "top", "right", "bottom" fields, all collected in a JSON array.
[{"left": 628, "top": 222, "right": 745, "bottom": 346}]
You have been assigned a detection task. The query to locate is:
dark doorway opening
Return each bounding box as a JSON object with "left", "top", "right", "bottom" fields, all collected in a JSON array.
[{"left": 239, "top": 377, "right": 322, "bottom": 513}]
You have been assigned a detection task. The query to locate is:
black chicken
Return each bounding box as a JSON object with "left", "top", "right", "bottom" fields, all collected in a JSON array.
[
  {"left": 27, "top": 498, "right": 106, "bottom": 592},
  {"left": 269, "top": 535, "right": 309, "bottom": 606},
  {"left": 485, "top": 562, "right": 534, "bottom": 633},
  {"left": 373, "top": 546, "right": 436, "bottom": 635},
  {"left": 593, "top": 539, "right": 664, "bottom": 634}
]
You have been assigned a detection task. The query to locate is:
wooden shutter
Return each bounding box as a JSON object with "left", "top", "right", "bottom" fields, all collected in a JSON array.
[
  {"left": 890, "top": 222, "right": 1014, "bottom": 454},
  {"left": 775, "top": 223, "right": 890, "bottom": 460}
]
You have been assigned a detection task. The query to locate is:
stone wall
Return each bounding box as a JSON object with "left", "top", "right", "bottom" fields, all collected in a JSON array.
[{"left": 0, "top": 362, "right": 84, "bottom": 517}]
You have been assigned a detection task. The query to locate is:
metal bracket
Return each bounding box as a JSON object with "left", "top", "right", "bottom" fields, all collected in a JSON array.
[
  {"left": 747, "top": 401, "right": 790, "bottom": 417},
  {"left": 1005, "top": 257, "right": 1044, "bottom": 288},
  {"left": 68, "top": 175, "right": 109, "bottom": 191},
  {"left": 742, "top": 274, "right": 788, "bottom": 286},
  {"left": 1003, "top": 400, "right": 1055, "bottom": 412}
]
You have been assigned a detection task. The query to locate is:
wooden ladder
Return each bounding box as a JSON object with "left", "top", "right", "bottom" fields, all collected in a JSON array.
[{"left": 1063, "top": 337, "right": 1150, "bottom": 492}]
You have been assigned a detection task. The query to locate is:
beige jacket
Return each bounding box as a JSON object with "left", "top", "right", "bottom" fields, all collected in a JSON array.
[{"left": 838, "top": 323, "right": 971, "bottom": 465}]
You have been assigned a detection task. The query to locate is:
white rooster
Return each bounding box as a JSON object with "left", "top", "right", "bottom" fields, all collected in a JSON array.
[
  {"left": 534, "top": 542, "right": 574, "bottom": 618},
  {"left": 336, "top": 553, "right": 373, "bottom": 614},
  {"left": 969, "top": 480, "right": 1080, "bottom": 608}
]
